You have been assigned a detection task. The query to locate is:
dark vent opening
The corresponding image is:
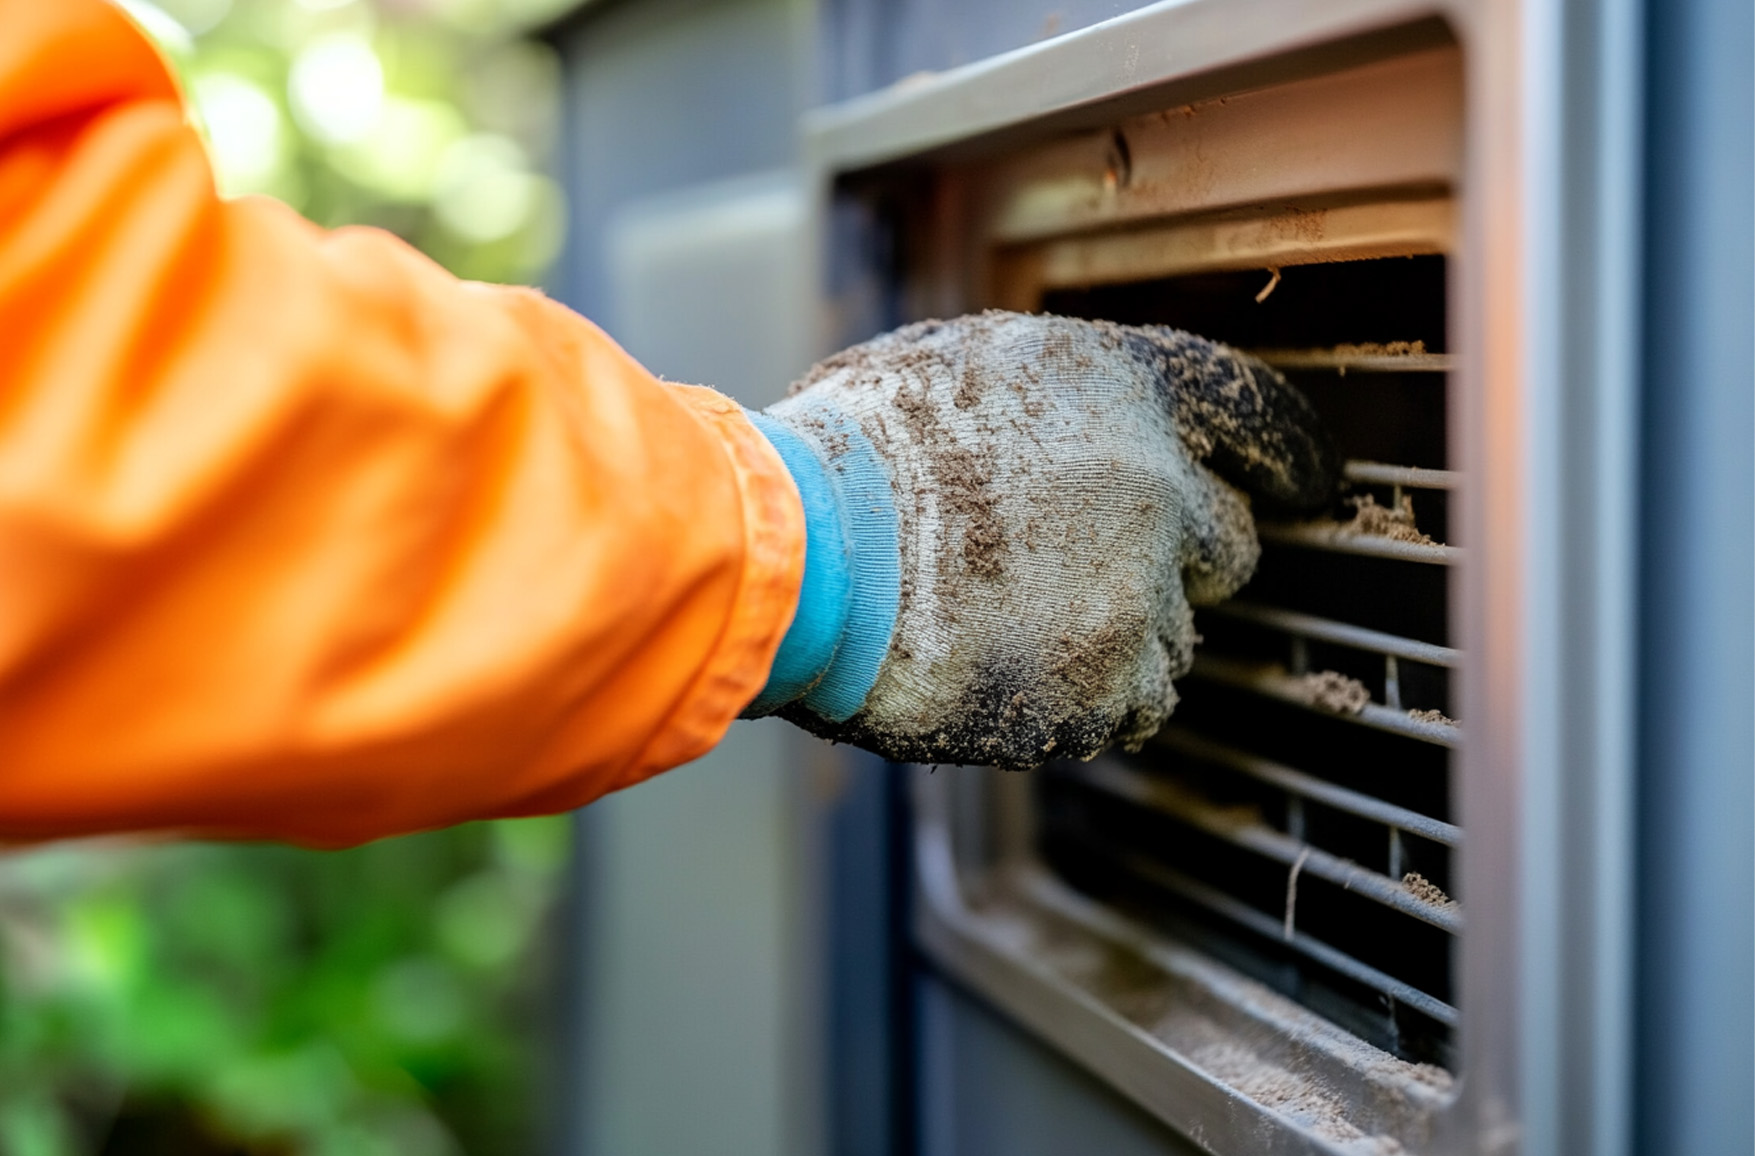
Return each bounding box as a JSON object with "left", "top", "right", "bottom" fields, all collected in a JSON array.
[
  {"left": 1042, "top": 257, "right": 1447, "bottom": 353},
  {"left": 1039, "top": 254, "right": 1457, "bottom": 1070}
]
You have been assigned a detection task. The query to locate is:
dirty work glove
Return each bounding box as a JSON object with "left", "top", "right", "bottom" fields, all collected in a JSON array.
[{"left": 743, "top": 311, "right": 1337, "bottom": 768}]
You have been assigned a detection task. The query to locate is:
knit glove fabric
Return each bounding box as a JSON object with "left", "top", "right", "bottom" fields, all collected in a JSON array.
[{"left": 745, "top": 311, "right": 1338, "bottom": 768}]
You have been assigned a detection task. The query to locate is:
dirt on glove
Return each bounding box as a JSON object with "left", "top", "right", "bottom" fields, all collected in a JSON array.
[{"left": 772, "top": 312, "right": 1338, "bottom": 769}]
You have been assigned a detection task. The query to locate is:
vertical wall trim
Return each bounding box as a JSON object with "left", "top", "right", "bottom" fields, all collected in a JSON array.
[{"left": 1635, "top": 0, "right": 1755, "bottom": 1152}]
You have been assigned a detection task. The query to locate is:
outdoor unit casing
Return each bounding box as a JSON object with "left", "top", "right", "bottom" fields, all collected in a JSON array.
[{"left": 806, "top": 3, "right": 1642, "bottom": 1152}]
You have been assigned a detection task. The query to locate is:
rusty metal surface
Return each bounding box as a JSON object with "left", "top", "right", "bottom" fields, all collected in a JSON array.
[
  {"left": 991, "top": 198, "right": 1455, "bottom": 305},
  {"left": 975, "top": 48, "right": 1462, "bottom": 244}
]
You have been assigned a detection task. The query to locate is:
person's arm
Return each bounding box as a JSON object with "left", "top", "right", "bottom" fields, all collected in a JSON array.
[{"left": 0, "top": 0, "right": 805, "bottom": 845}]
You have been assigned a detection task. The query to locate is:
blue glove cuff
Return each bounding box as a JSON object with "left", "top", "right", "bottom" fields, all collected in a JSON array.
[{"left": 743, "top": 408, "right": 899, "bottom": 721}]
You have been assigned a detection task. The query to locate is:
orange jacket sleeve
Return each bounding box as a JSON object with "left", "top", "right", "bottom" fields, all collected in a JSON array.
[{"left": 0, "top": 0, "right": 805, "bottom": 845}]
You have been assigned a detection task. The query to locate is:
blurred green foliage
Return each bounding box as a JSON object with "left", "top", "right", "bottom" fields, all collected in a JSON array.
[
  {"left": 0, "top": 819, "right": 571, "bottom": 1155},
  {"left": 126, "top": 0, "right": 575, "bottom": 284},
  {"left": 0, "top": 2, "right": 580, "bottom": 1153}
]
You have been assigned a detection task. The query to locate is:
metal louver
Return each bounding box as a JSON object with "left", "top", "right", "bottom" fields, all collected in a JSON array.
[{"left": 1039, "top": 257, "right": 1459, "bottom": 1068}]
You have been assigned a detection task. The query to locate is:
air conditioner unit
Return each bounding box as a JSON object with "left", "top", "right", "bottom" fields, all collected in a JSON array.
[
  {"left": 549, "top": 0, "right": 1750, "bottom": 1151},
  {"left": 802, "top": 6, "right": 1631, "bottom": 1153}
]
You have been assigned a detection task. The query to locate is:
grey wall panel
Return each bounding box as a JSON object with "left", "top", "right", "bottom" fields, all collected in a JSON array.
[
  {"left": 1635, "top": 0, "right": 1755, "bottom": 1151},
  {"left": 576, "top": 725, "right": 802, "bottom": 1156},
  {"left": 916, "top": 975, "right": 1206, "bottom": 1156},
  {"left": 572, "top": 171, "right": 820, "bottom": 1156},
  {"left": 548, "top": 2, "right": 820, "bottom": 1147},
  {"left": 823, "top": 753, "right": 910, "bottom": 1156},
  {"left": 603, "top": 171, "right": 814, "bottom": 400},
  {"left": 556, "top": 0, "right": 809, "bottom": 325}
]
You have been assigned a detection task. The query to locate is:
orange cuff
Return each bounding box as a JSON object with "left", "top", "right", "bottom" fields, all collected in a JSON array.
[{"left": 622, "top": 385, "right": 806, "bottom": 783}]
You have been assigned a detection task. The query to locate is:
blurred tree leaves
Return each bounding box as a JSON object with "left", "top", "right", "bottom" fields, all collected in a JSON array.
[
  {"left": 1, "top": 819, "right": 571, "bottom": 1155},
  {"left": 135, "top": 0, "right": 574, "bottom": 284}
]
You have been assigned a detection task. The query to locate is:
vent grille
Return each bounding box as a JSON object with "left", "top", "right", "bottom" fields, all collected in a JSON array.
[{"left": 1037, "top": 256, "right": 1458, "bottom": 1068}]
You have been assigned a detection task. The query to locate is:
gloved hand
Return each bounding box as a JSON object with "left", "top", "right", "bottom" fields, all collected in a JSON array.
[{"left": 743, "top": 311, "right": 1337, "bottom": 768}]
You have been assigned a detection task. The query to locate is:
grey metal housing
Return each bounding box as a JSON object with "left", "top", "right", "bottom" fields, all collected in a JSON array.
[{"left": 544, "top": 0, "right": 1753, "bottom": 1153}]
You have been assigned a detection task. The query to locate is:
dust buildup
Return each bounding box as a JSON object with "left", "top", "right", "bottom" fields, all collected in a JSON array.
[
  {"left": 1407, "top": 707, "right": 1454, "bottom": 726},
  {"left": 1340, "top": 493, "right": 1436, "bottom": 545},
  {"left": 1291, "top": 670, "right": 1371, "bottom": 714},
  {"left": 993, "top": 898, "right": 1449, "bottom": 1155},
  {"left": 766, "top": 311, "right": 1338, "bottom": 769},
  {"left": 1333, "top": 340, "right": 1428, "bottom": 358},
  {"left": 1402, "top": 873, "right": 1455, "bottom": 908},
  {"left": 1180, "top": 1027, "right": 1381, "bottom": 1149}
]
